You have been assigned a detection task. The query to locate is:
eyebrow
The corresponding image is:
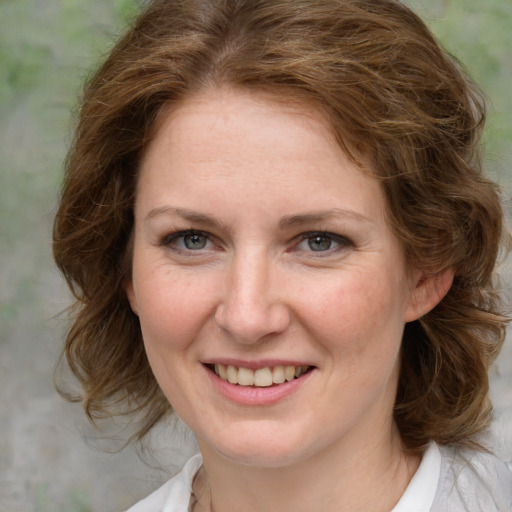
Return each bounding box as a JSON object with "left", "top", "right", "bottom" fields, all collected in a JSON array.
[
  {"left": 277, "top": 209, "right": 373, "bottom": 229},
  {"left": 146, "top": 206, "right": 372, "bottom": 230},
  {"left": 145, "top": 206, "right": 230, "bottom": 232}
]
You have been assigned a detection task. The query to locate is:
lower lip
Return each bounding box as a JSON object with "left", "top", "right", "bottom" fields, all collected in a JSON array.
[{"left": 205, "top": 367, "right": 314, "bottom": 406}]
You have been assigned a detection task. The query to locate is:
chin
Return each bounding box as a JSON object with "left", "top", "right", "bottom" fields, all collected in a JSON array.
[
  {"left": 218, "top": 446, "right": 307, "bottom": 469},
  {"left": 199, "top": 424, "right": 321, "bottom": 469}
]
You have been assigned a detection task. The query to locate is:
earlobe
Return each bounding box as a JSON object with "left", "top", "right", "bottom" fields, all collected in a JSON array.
[
  {"left": 405, "top": 268, "right": 454, "bottom": 322},
  {"left": 125, "top": 280, "right": 139, "bottom": 316}
]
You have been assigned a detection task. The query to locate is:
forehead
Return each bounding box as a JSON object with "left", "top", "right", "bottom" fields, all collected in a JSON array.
[
  {"left": 137, "top": 88, "right": 386, "bottom": 224},
  {"left": 144, "top": 88, "right": 341, "bottom": 167}
]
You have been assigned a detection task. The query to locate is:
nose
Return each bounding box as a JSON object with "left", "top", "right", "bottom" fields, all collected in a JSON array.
[{"left": 215, "top": 251, "right": 291, "bottom": 344}]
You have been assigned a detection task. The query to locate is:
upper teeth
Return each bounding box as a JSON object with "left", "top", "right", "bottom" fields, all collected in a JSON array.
[{"left": 214, "top": 364, "right": 309, "bottom": 387}]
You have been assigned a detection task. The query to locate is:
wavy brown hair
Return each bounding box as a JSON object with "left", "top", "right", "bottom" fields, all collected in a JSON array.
[{"left": 53, "top": 0, "right": 508, "bottom": 450}]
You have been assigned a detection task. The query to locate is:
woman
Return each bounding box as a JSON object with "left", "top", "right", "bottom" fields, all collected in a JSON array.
[{"left": 53, "top": 0, "right": 512, "bottom": 510}]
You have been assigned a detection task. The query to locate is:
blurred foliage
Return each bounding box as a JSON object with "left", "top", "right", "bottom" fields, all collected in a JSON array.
[
  {"left": 0, "top": 0, "right": 143, "bottom": 338},
  {"left": 0, "top": 0, "right": 510, "bottom": 511},
  {"left": 35, "top": 484, "right": 92, "bottom": 512},
  {"left": 407, "top": 0, "right": 512, "bottom": 187}
]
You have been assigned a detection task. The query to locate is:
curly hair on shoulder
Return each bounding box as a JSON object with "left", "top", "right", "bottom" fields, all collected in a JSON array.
[{"left": 53, "top": 0, "right": 509, "bottom": 450}]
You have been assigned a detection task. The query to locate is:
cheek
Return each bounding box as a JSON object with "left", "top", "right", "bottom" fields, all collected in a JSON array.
[
  {"left": 297, "top": 269, "right": 408, "bottom": 358},
  {"left": 132, "top": 269, "right": 219, "bottom": 399},
  {"left": 133, "top": 264, "right": 218, "bottom": 351}
]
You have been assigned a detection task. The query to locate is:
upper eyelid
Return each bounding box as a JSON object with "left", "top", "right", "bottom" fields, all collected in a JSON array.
[
  {"left": 159, "top": 229, "right": 351, "bottom": 249},
  {"left": 295, "top": 231, "right": 351, "bottom": 243},
  {"left": 161, "top": 229, "right": 213, "bottom": 246},
  {"left": 290, "top": 231, "right": 353, "bottom": 253}
]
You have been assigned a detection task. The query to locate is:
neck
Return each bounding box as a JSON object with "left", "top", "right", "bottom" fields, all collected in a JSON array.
[{"left": 196, "top": 422, "right": 421, "bottom": 512}]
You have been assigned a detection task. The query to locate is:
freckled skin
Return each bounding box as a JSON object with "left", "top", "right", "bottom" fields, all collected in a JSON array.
[{"left": 126, "top": 88, "right": 426, "bottom": 470}]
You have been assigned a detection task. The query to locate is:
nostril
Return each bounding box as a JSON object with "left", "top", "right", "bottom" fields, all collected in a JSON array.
[{"left": 214, "top": 300, "right": 291, "bottom": 344}]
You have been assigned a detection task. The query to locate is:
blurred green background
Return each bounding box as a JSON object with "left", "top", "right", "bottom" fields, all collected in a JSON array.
[{"left": 0, "top": 1, "right": 510, "bottom": 511}]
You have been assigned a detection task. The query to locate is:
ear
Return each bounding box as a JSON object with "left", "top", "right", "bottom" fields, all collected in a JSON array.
[
  {"left": 405, "top": 268, "right": 454, "bottom": 322},
  {"left": 124, "top": 280, "right": 139, "bottom": 316}
]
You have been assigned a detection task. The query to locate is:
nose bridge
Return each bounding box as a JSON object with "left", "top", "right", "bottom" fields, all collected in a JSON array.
[{"left": 215, "top": 246, "right": 289, "bottom": 343}]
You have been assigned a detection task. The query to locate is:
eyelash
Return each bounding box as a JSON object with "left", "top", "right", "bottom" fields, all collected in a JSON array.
[
  {"left": 160, "top": 229, "right": 214, "bottom": 253},
  {"left": 160, "top": 229, "right": 352, "bottom": 256},
  {"left": 292, "top": 231, "right": 352, "bottom": 255}
]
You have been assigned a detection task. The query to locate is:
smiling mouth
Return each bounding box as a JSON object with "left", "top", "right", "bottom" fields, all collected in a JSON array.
[{"left": 208, "top": 363, "right": 312, "bottom": 387}]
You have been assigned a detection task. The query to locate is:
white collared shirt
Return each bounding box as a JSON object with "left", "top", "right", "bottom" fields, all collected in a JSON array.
[{"left": 125, "top": 442, "right": 512, "bottom": 512}]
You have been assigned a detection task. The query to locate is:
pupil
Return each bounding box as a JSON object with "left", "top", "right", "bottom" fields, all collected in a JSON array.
[
  {"left": 185, "top": 234, "right": 206, "bottom": 250},
  {"left": 309, "top": 236, "right": 331, "bottom": 251}
]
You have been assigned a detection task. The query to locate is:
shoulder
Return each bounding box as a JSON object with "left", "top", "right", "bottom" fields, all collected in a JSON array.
[
  {"left": 431, "top": 444, "right": 512, "bottom": 512},
  {"left": 124, "top": 453, "right": 203, "bottom": 512}
]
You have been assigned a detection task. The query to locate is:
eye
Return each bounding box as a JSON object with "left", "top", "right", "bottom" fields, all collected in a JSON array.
[
  {"left": 161, "top": 230, "right": 213, "bottom": 252},
  {"left": 182, "top": 232, "right": 208, "bottom": 250},
  {"left": 307, "top": 234, "right": 334, "bottom": 252},
  {"left": 295, "top": 232, "right": 351, "bottom": 253}
]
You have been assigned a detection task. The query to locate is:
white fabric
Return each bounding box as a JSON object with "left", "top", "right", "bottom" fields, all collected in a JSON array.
[
  {"left": 391, "top": 441, "right": 441, "bottom": 512},
  {"left": 431, "top": 445, "right": 512, "bottom": 512},
  {"left": 124, "top": 444, "right": 512, "bottom": 512},
  {"left": 125, "top": 454, "right": 202, "bottom": 512}
]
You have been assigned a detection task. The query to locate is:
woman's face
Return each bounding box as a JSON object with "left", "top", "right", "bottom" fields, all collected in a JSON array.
[{"left": 127, "top": 88, "right": 424, "bottom": 468}]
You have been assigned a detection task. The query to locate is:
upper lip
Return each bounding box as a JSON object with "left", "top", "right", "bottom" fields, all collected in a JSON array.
[{"left": 203, "top": 358, "right": 315, "bottom": 370}]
